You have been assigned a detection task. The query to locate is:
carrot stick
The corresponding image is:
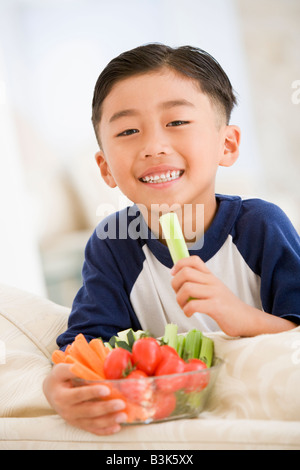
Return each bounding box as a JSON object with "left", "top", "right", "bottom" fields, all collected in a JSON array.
[
  {"left": 66, "top": 343, "right": 91, "bottom": 369},
  {"left": 89, "top": 338, "right": 110, "bottom": 361},
  {"left": 125, "top": 402, "right": 149, "bottom": 423},
  {"left": 65, "top": 355, "right": 103, "bottom": 381},
  {"left": 52, "top": 349, "right": 66, "bottom": 364},
  {"left": 71, "top": 334, "right": 106, "bottom": 377}
]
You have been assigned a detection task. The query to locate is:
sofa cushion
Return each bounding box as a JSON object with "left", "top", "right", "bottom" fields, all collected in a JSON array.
[
  {"left": 0, "top": 284, "right": 69, "bottom": 417},
  {"left": 204, "top": 327, "right": 300, "bottom": 420}
]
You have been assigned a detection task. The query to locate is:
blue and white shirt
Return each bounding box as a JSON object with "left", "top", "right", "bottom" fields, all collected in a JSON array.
[{"left": 57, "top": 194, "right": 300, "bottom": 348}]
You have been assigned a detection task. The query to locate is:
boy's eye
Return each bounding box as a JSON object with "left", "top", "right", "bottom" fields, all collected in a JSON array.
[
  {"left": 167, "top": 120, "right": 189, "bottom": 127},
  {"left": 117, "top": 129, "right": 139, "bottom": 137}
]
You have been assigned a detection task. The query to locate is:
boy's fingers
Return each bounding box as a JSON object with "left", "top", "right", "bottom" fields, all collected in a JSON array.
[
  {"left": 181, "top": 296, "right": 217, "bottom": 317},
  {"left": 171, "top": 267, "right": 209, "bottom": 292},
  {"left": 52, "top": 362, "right": 76, "bottom": 381},
  {"left": 171, "top": 255, "right": 210, "bottom": 275},
  {"left": 75, "top": 412, "right": 126, "bottom": 436},
  {"left": 68, "top": 383, "right": 112, "bottom": 405},
  {"left": 73, "top": 398, "right": 126, "bottom": 419},
  {"left": 175, "top": 282, "right": 209, "bottom": 309},
  {"left": 50, "top": 363, "right": 112, "bottom": 405}
]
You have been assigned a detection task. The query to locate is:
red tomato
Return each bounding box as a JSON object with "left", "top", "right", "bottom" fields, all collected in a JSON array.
[
  {"left": 158, "top": 345, "right": 178, "bottom": 365},
  {"left": 132, "top": 337, "right": 161, "bottom": 375},
  {"left": 184, "top": 358, "right": 210, "bottom": 392},
  {"left": 153, "top": 391, "right": 177, "bottom": 420},
  {"left": 120, "top": 369, "right": 151, "bottom": 403},
  {"left": 154, "top": 354, "right": 186, "bottom": 392},
  {"left": 126, "top": 369, "right": 148, "bottom": 379},
  {"left": 103, "top": 348, "right": 133, "bottom": 379}
]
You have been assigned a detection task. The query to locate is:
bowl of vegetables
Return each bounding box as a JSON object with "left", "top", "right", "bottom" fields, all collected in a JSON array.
[{"left": 52, "top": 324, "right": 223, "bottom": 425}]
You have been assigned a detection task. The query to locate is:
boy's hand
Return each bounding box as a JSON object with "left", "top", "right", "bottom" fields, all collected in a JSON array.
[
  {"left": 170, "top": 255, "right": 254, "bottom": 337},
  {"left": 171, "top": 255, "right": 297, "bottom": 337},
  {"left": 43, "top": 363, "right": 127, "bottom": 435}
]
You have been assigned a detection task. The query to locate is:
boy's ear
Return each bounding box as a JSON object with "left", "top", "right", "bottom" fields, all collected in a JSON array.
[
  {"left": 95, "top": 151, "right": 117, "bottom": 188},
  {"left": 219, "top": 125, "right": 241, "bottom": 167}
]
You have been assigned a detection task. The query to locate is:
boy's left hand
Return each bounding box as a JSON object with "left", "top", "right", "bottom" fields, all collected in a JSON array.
[{"left": 170, "top": 255, "right": 252, "bottom": 337}]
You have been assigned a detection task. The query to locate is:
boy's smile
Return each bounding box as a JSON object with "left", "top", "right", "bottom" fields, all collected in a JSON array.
[
  {"left": 138, "top": 166, "right": 184, "bottom": 186},
  {"left": 95, "top": 67, "right": 240, "bottom": 234}
]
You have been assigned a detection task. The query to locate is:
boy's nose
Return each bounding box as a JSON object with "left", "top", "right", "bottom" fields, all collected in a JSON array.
[
  {"left": 144, "top": 150, "right": 166, "bottom": 158},
  {"left": 141, "top": 129, "right": 171, "bottom": 158}
]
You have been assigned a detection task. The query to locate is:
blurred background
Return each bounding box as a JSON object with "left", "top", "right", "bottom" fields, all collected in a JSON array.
[{"left": 0, "top": 0, "right": 299, "bottom": 307}]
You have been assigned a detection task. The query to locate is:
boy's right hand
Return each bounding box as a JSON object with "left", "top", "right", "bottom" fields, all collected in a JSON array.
[{"left": 43, "top": 363, "right": 127, "bottom": 435}]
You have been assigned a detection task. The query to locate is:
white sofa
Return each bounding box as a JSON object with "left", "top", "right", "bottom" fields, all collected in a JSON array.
[{"left": 0, "top": 283, "right": 300, "bottom": 450}]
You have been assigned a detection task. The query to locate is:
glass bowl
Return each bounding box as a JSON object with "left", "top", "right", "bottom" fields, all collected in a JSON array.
[{"left": 72, "top": 357, "right": 223, "bottom": 425}]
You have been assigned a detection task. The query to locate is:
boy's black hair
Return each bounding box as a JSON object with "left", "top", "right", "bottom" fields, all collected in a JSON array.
[{"left": 92, "top": 43, "right": 237, "bottom": 145}]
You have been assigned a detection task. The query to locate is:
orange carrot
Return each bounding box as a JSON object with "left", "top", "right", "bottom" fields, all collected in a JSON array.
[
  {"left": 125, "top": 401, "right": 149, "bottom": 423},
  {"left": 52, "top": 349, "right": 66, "bottom": 364},
  {"left": 89, "top": 338, "right": 110, "bottom": 362},
  {"left": 71, "top": 334, "right": 106, "bottom": 377},
  {"left": 65, "top": 343, "right": 90, "bottom": 369},
  {"left": 65, "top": 355, "right": 102, "bottom": 381}
]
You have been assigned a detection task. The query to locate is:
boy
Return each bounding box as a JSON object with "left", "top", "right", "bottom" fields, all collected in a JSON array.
[{"left": 43, "top": 43, "right": 300, "bottom": 435}]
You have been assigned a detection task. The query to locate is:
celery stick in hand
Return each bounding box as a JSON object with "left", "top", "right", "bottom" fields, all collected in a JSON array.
[{"left": 159, "top": 212, "right": 189, "bottom": 264}]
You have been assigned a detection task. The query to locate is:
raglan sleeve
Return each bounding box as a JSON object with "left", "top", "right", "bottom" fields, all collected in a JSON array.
[
  {"left": 56, "top": 226, "right": 142, "bottom": 349},
  {"left": 251, "top": 201, "right": 300, "bottom": 324}
]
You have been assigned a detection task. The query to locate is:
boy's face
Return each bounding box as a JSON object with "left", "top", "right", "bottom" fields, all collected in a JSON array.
[{"left": 95, "top": 67, "right": 240, "bottom": 213}]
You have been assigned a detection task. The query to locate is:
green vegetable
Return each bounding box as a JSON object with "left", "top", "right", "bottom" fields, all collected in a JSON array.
[
  {"left": 183, "top": 329, "right": 202, "bottom": 360},
  {"left": 176, "top": 334, "right": 186, "bottom": 358},
  {"left": 106, "top": 324, "right": 215, "bottom": 368},
  {"left": 162, "top": 323, "right": 178, "bottom": 351},
  {"left": 199, "top": 335, "right": 214, "bottom": 367},
  {"left": 106, "top": 328, "right": 145, "bottom": 352},
  {"left": 159, "top": 212, "right": 189, "bottom": 264}
]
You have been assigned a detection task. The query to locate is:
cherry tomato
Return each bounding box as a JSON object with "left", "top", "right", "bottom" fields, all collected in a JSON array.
[
  {"left": 120, "top": 369, "right": 151, "bottom": 403},
  {"left": 126, "top": 369, "right": 148, "bottom": 379},
  {"left": 103, "top": 347, "right": 133, "bottom": 379},
  {"left": 157, "top": 345, "right": 178, "bottom": 365},
  {"left": 152, "top": 391, "right": 177, "bottom": 420},
  {"left": 154, "top": 354, "right": 186, "bottom": 392},
  {"left": 184, "top": 358, "right": 210, "bottom": 392},
  {"left": 132, "top": 337, "right": 161, "bottom": 375}
]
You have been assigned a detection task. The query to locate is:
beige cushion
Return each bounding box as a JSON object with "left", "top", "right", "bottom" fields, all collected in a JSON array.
[
  {"left": 204, "top": 328, "right": 300, "bottom": 421},
  {"left": 0, "top": 282, "right": 299, "bottom": 449},
  {"left": 0, "top": 284, "right": 69, "bottom": 417}
]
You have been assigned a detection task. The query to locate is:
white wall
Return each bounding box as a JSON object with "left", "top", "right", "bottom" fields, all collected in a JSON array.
[{"left": 0, "top": 47, "right": 45, "bottom": 295}]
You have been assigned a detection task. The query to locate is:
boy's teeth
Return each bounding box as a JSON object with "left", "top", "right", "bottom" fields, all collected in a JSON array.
[{"left": 141, "top": 170, "right": 182, "bottom": 183}]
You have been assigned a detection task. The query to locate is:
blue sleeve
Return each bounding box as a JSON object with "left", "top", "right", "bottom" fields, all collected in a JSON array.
[
  {"left": 56, "top": 227, "right": 142, "bottom": 349},
  {"left": 234, "top": 199, "right": 300, "bottom": 324}
]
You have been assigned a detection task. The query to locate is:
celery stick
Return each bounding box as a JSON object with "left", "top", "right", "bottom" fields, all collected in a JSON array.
[
  {"left": 183, "top": 329, "right": 202, "bottom": 360},
  {"left": 199, "top": 335, "right": 214, "bottom": 367},
  {"left": 176, "top": 334, "right": 186, "bottom": 358},
  {"left": 159, "top": 213, "right": 189, "bottom": 264},
  {"left": 162, "top": 323, "right": 178, "bottom": 351}
]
